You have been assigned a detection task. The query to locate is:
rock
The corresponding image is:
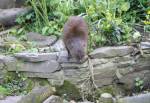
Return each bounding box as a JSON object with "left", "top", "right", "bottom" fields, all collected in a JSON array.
[
  {"left": 94, "top": 78, "right": 114, "bottom": 87},
  {"left": 0, "top": 55, "right": 18, "bottom": 72},
  {"left": 47, "top": 70, "right": 64, "bottom": 86},
  {"left": 14, "top": 52, "right": 58, "bottom": 62},
  {"left": 62, "top": 61, "right": 89, "bottom": 84},
  {"left": 0, "top": 38, "right": 4, "bottom": 48},
  {"left": 112, "top": 55, "right": 133, "bottom": 63},
  {"left": 133, "top": 54, "right": 150, "bottom": 70},
  {"left": 140, "top": 42, "right": 150, "bottom": 50},
  {"left": 63, "top": 100, "right": 70, "bottom": 103},
  {"left": 93, "top": 62, "right": 117, "bottom": 79},
  {"left": 0, "top": 96, "right": 22, "bottom": 103},
  {"left": 23, "top": 70, "right": 63, "bottom": 79},
  {"left": 0, "top": 55, "right": 60, "bottom": 73},
  {"left": 99, "top": 93, "right": 114, "bottom": 103},
  {"left": 57, "top": 51, "right": 68, "bottom": 63},
  {"left": 0, "top": 0, "right": 15, "bottom": 9},
  {"left": 63, "top": 67, "right": 89, "bottom": 85},
  {"left": 89, "top": 46, "right": 134, "bottom": 59},
  {"left": 91, "top": 58, "right": 109, "bottom": 66},
  {"left": 116, "top": 60, "right": 134, "bottom": 68},
  {"left": 61, "top": 61, "right": 88, "bottom": 69},
  {"left": 101, "top": 93, "right": 113, "bottom": 98},
  {"left": 6, "top": 60, "right": 61, "bottom": 73},
  {"left": 0, "top": 8, "right": 31, "bottom": 26},
  {"left": 0, "top": 62, "right": 4, "bottom": 70},
  {"left": 117, "top": 70, "right": 150, "bottom": 91},
  {"left": 17, "top": 86, "right": 55, "bottom": 103},
  {"left": 118, "top": 93, "right": 150, "bottom": 103},
  {"left": 27, "top": 32, "right": 57, "bottom": 47},
  {"left": 0, "top": 69, "right": 6, "bottom": 84},
  {"left": 143, "top": 49, "right": 150, "bottom": 54},
  {"left": 38, "top": 47, "right": 52, "bottom": 53},
  {"left": 0, "top": 55, "right": 16, "bottom": 64},
  {"left": 50, "top": 39, "right": 66, "bottom": 52},
  {"left": 4, "top": 35, "right": 18, "bottom": 42},
  {"left": 0, "top": 0, "right": 25, "bottom": 9},
  {"left": 15, "top": 0, "right": 25, "bottom": 7},
  {"left": 0, "top": 94, "right": 5, "bottom": 100},
  {"left": 43, "top": 95, "right": 63, "bottom": 103}
]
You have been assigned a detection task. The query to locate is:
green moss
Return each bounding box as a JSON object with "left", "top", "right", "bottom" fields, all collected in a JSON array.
[
  {"left": 25, "top": 79, "right": 34, "bottom": 93},
  {"left": 25, "top": 78, "right": 49, "bottom": 93},
  {"left": 95, "top": 85, "right": 118, "bottom": 97},
  {"left": 1, "top": 72, "right": 29, "bottom": 95},
  {"left": 0, "top": 85, "right": 10, "bottom": 95},
  {"left": 55, "top": 80, "right": 81, "bottom": 101}
]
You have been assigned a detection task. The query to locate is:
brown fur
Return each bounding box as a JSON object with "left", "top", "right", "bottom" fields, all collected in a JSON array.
[{"left": 63, "top": 16, "right": 88, "bottom": 62}]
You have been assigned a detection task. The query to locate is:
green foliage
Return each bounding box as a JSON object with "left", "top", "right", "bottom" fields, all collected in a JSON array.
[
  {"left": 2, "top": 38, "right": 26, "bottom": 54},
  {"left": 7, "top": 43, "right": 26, "bottom": 54},
  {"left": 143, "top": 10, "right": 150, "bottom": 32},
  {"left": 14, "top": 0, "right": 148, "bottom": 50},
  {"left": 127, "top": 0, "right": 150, "bottom": 23},
  {"left": 82, "top": 0, "right": 132, "bottom": 50},
  {"left": 0, "top": 85, "right": 10, "bottom": 95},
  {"left": 2, "top": 72, "right": 28, "bottom": 96},
  {"left": 134, "top": 77, "right": 144, "bottom": 92}
]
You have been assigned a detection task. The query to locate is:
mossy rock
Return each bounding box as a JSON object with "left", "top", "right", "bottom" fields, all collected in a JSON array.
[
  {"left": 17, "top": 85, "right": 55, "bottom": 103},
  {"left": 95, "top": 85, "right": 122, "bottom": 97},
  {"left": 25, "top": 78, "right": 50, "bottom": 93},
  {"left": 55, "top": 80, "right": 81, "bottom": 101}
]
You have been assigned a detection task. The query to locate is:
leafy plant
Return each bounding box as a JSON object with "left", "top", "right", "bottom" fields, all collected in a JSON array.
[
  {"left": 0, "top": 85, "right": 10, "bottom": 95},
  {"left": 2, "top": 72, "right": 28, "bottom": 96},
  {"left": 134, "top": 77, "right": 144, "bottom": 92},
  {"left": 3, "top": 41, "right": 26, "bottom": 54},
  {"left": 81, "top": 0, "right": 132, "bottom": 50},
  {"left": 143, "top": 10, "right": 150, "bottom": 32},
  {"left": 127, "top": 0, "right": 150, "bottom": 23},
  {"left": 15, "top": 0, "right": 139, "bottom": 51}
]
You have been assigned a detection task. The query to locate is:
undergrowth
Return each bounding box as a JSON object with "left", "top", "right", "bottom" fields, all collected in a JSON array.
[{"left": 11, "top": 0, "right": 149, "bottom": 52}]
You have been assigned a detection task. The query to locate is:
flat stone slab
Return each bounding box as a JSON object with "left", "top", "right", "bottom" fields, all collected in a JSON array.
[
  {"left": 118, "top": 93, "right": 150, "bottom": 103},
  {"left": 90, "top": 46, "right": 134, "bottom": 58},
  {"left": 141, "top": 42, "right": 150, "bottom": 50},
  {"left": 14, "top": 52, "right": 58, "bottom": 62},
  {"left": 0, "top": 96, "right": 22, "bottom": 103},
  {"left": 23, "top": 70, "right": 63, "bottom": 79},
  {"left": 0, "top": 55, "right": 60, "bottom": 73},
  {"left": 0, "top": 8, "right": 31, "bottom": 26},
  {"left": 0, "top": 55, "right": 16, "bottom": 63},
  {"left": 43, "top": 95, "right": 63, "bottom": 103},
  {"left": 6, "top": 60, "right": 61, "bottom": 73},
  {"left": 27, "top": 32, "right": 57, "bottom": 47},
  {"left": 50, "top": 39, "right": 66, "bottom": 52}
]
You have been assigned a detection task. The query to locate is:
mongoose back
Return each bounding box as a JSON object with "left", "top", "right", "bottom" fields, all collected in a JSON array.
[{"left": 63, "top": 16, "right": 88, "bottom": 62}]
